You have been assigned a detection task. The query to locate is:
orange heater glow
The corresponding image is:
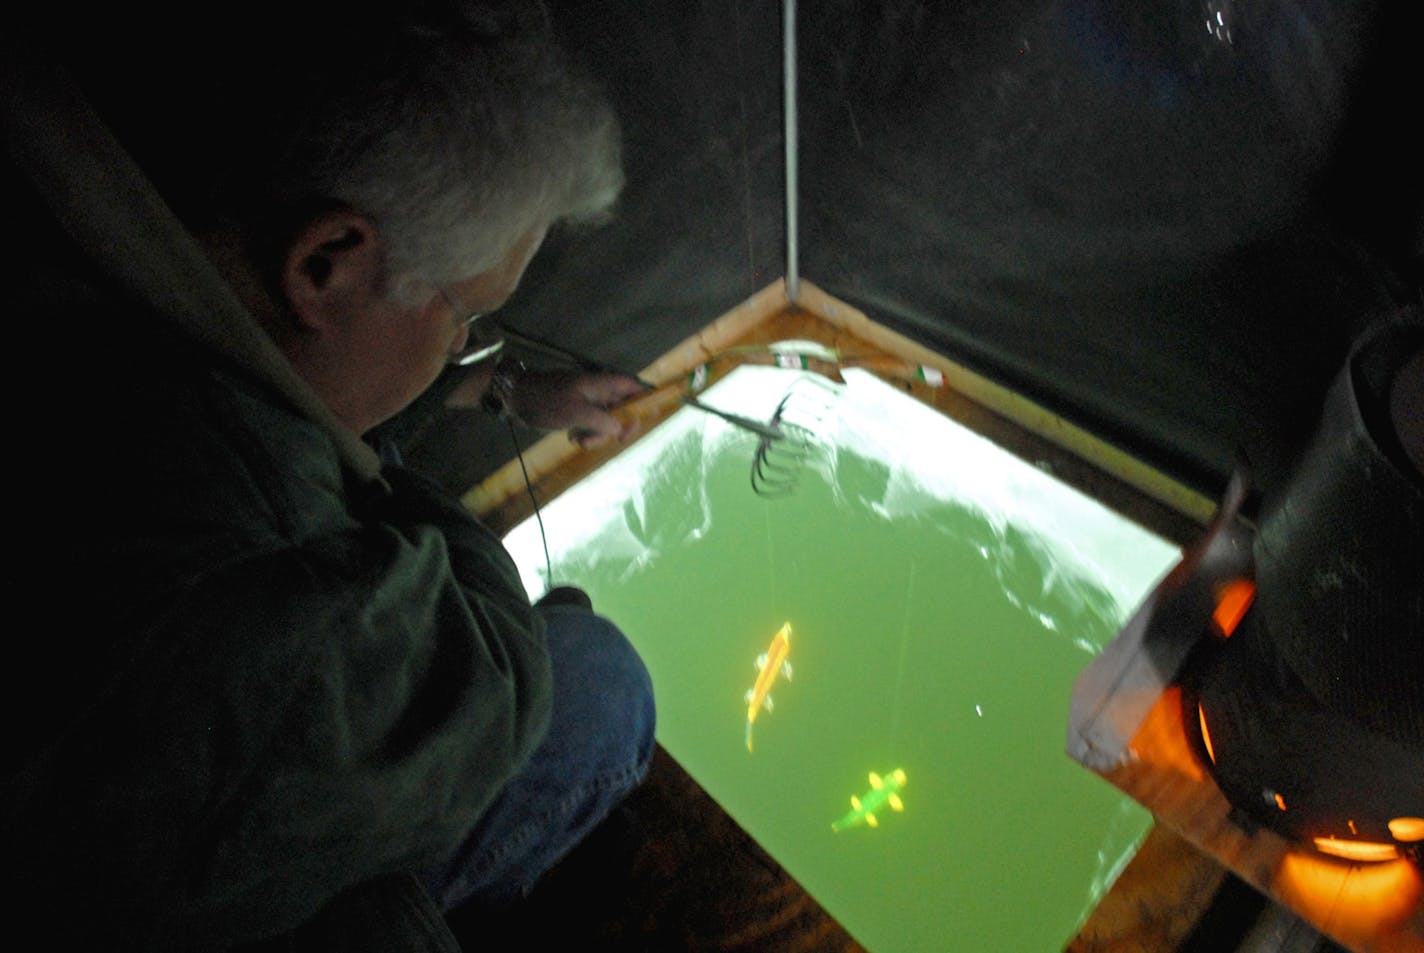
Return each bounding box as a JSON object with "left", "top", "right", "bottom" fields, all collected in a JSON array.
[
  {"left": 1312, "top": 836, "right": 1401, "bottom": 863},
  {"left": 1211, "top": 579, "right": 1256, "bottom": 637},
  {"left": 1277, "top": 851, "right": 1423, "bottom": 938},
  {"left": 1390, "top": 817, "right": 1424, "bottom": 842},
  {"left": 1196, "top": 704, "right": 1217, "bottom": 764}
]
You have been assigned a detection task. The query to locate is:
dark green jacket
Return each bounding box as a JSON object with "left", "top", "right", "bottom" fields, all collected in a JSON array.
[
  {"left": 15, "top": 326, "right": 550, "bottom": 949},
  {"left": 7, "top": 279, "right": 553, "bottom": 952},
  {"left": 4, "top": 50, "right": 551, "bottom": 951}
]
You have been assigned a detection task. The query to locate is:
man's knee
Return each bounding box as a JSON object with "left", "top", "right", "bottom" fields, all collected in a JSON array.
[{"left": 539, "top": 606, "right": 656, "bottom": 767}]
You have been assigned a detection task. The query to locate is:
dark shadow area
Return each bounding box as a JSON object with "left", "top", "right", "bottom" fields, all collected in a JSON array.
[
  {"left": 446, "top": 746, "right": 868, "bottom": 952},
  {"left": 1177, "top": 874, "right": 1269, "bottom": 953}
]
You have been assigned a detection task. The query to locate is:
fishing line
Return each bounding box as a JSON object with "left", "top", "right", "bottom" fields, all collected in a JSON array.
[
  {"left": 886, "top": 559, "right": 917, "bottom": 757},
  {"left": 506, "top": 416, "right": 554, "bottom": 588},
  {"left": 762, "top": 498, "right": 781, "bottom": 613}
]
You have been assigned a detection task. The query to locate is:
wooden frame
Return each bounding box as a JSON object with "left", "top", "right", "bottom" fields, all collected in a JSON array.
[{"left": 465, "top": 279, "right": 1210, "bottom": 543}]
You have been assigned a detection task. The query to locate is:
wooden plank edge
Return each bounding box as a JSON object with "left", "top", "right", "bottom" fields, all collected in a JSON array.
[
  {"left": 792, "top": 279, "right": 1216, "bottom": 527},
  {"left": 1065, "top": 823, "right": 1228, "bottom": 953}
]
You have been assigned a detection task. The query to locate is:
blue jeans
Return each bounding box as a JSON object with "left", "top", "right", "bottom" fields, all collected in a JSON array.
[{"left": 418, "top": 604, "right": 656, "bottom": 911}]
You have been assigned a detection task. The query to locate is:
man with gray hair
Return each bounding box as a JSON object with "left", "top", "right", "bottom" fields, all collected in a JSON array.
[{"left": 4, "top": 3, "right": 654, "bottom": 950}]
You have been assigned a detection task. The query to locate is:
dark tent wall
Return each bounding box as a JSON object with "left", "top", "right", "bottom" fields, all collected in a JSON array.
[
  {"left": 44, "top": 0, "right": 1421, "bottom": 506},
  {"left": 795, "top": 0, "right": 1414, "bottom": 492},
  {"left": 462, "top": 0, "right": 1419, "bottom": 506}
]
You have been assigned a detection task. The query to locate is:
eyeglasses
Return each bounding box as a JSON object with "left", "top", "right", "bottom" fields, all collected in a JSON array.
[{"left": 440, "top": 288, "right": 506, "bottom": 367}]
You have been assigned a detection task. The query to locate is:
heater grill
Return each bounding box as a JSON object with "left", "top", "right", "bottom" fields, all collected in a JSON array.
[
  {"left": 1185, "top": 322, "right": 1424, "bottom": 862},
  {"left": 1186, "top": 605, "right": 1423, "bottom": 859},
  {"left": 1252, "top": 326, "right": 1424, "bottom": 751}
]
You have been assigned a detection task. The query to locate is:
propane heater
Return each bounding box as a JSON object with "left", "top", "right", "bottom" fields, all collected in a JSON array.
[
  {"left": 1184, "top": 319, "right": 1423, "bottom": 864},
  {"left": 1071, "top": 319, "right": 1423, "bottom": 868}
]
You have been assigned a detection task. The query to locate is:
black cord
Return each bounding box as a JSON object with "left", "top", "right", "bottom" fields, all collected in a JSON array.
[{"left": 506, "top": 416, "right": 554, "bottom": 586}]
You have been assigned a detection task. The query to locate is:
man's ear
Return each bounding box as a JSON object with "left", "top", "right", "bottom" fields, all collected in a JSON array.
[{"left": 279, "top": 210, "right": 384, "bottom": 331}]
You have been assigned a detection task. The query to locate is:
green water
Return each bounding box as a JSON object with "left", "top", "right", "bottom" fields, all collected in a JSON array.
[{"left": 505, "top": 368, "right": 1179, "bottom": 952}]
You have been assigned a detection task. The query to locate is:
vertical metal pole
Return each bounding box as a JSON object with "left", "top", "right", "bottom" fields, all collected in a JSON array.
[{"left": 783, "top": 0, "right": 800, "bottom": 303}]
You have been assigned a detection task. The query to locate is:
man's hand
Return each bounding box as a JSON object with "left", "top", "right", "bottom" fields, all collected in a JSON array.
[
  {"left": 511, "top": 369, "right": 646, "bottom": 447},
  {"left": 445, "top": 364, "right": 645, "bottom": 447}
]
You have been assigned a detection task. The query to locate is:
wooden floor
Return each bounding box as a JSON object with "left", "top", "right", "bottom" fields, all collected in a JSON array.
[{"left": 447, "top": 745, "right": 870, "bottom": 952}]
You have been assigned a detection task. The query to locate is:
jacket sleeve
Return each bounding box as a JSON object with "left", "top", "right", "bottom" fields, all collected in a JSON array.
[
  {"left": 184, "top": 464, "right": 554, "bottom": 943},
  {"left": 9, "top": 454, "right": 552, "bottom": 950}
]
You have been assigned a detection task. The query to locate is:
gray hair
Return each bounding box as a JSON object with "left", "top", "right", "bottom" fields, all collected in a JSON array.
[{"left": 227, "top": 2, "right": 622, "bottom": 303}]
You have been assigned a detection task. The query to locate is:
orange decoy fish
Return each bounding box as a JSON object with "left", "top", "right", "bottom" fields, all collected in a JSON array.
[{"left": 745, "top": 622, "right": 793, "bottom": 751}]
